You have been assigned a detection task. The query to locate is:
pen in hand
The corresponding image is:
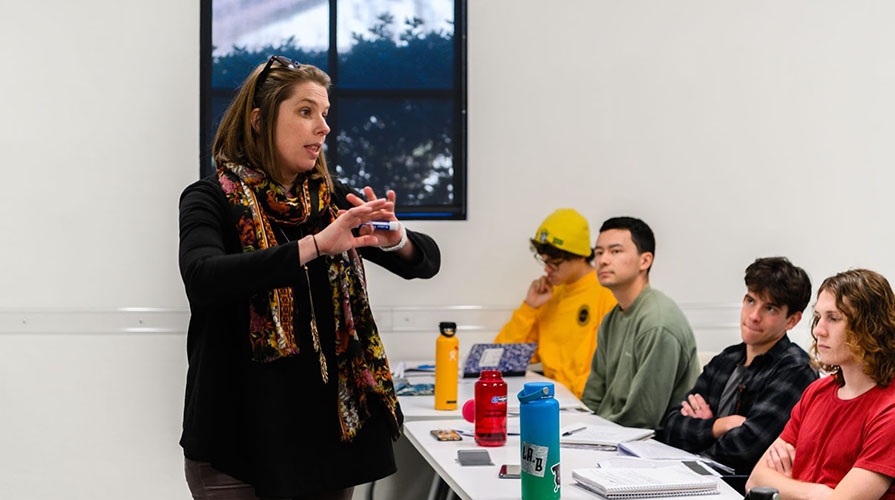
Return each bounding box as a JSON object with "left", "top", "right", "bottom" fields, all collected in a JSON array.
[
  {"left": 561, "top": 426, "right": 587, "bottom": 437},
  {"left": 358, "top": 221, "right": 400, "bottom": 231}
]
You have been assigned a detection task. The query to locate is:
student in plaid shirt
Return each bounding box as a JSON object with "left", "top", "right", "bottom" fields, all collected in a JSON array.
[{"left": 656, "top": 257, "right": 818, "bottom": 474}]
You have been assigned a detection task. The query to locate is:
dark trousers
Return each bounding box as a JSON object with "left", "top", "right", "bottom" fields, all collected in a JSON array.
[{"left": 185, "top": 457, "right": 354, "bottom": 500}]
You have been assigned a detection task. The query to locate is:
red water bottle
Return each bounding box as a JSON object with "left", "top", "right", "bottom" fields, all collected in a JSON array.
[{"left": 474, "top": 370, "right": 507, "bottom": 446}]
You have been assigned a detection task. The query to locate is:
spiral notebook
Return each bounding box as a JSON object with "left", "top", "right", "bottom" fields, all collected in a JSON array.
[{"left": 572, "top": 465, "right": 719, "bottom": 499}]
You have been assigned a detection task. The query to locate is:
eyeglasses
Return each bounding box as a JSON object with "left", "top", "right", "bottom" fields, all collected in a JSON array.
[
  {"left": 254, "top": 55, "right": 302, "bottom": 104},
  {"left": 534, "top": 253, "right": 566, "bottom": 269}
]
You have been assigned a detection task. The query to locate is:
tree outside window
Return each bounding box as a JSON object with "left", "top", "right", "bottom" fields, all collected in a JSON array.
[{"left": 201, "top": 0, "right": 467, "bottom": 219}]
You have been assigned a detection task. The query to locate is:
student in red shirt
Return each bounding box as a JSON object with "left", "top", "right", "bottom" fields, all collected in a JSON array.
[{"left": 747, "top": 269, "right": 895, "bottom": 500}]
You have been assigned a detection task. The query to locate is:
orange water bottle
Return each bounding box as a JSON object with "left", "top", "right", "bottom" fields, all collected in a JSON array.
[{"left": 434, "top": 322, "right": 459, "bottom": 410}]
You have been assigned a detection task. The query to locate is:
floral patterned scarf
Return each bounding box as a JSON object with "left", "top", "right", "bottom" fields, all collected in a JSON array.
[{"left": 217, "top": 162, "right": 400, "bottom": 442}]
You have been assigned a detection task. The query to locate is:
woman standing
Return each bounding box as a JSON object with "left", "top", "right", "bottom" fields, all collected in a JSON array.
[
  {"left": 746, "top": 269, "right": 895, "bottom": 500},
  {"left": 178, "top": 56, "right": 440, "bottom": 500}
]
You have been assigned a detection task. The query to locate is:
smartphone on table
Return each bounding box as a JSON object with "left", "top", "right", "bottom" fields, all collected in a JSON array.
[{"left": 499, "top": 464, "right": 521, "bottom": 479}]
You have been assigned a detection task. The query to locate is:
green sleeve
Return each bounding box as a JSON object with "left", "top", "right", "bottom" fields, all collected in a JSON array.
[
  {"left": 623, "top": 327, "right": 687, "bottom": 428},
  {"left": 581, "top": 330, "right": 606, "bottom": 411}
]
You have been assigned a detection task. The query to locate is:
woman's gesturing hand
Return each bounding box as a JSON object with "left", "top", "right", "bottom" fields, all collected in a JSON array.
[
  {"left": 343, "top": 187, "right": 404, "bottom": 249},
  {"left": 316, "top": 197, "right": 393, "bottom": 256}
]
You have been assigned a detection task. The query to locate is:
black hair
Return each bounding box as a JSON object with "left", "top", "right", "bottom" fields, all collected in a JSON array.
[
  {"left": 598, "top": 217, "right": 656, "bottom": 255},
  {"left": 744, "top": 257, "right": 812, "bottom": 315}
]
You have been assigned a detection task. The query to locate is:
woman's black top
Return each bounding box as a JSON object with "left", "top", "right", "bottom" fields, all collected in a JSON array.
[{"left": 178, "top": 176, "right": 440, "bottom": 497}]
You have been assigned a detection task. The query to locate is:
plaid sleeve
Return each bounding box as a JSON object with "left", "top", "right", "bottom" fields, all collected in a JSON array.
[
  {"left": 703, "top": 348, "right": 817, "bottom": 473},
  {"left": 657, "top": 350, "right": 733, "bottom": 452}
]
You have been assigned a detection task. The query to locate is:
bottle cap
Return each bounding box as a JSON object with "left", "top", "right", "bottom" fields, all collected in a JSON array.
[
  {"left": 439, "top": 322, "right": 457, "bottom": 337},
  {"left": 517, "top": 382, "right": 554, "bottom": 404}
]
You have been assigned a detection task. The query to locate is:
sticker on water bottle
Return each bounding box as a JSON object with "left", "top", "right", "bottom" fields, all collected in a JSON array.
[
  {"left": 479, "top": 347, "right": 505, "bottom": 367},
  {"left": 520, "top": 441, "right": 549, "bottom": 477},
  {"left": 551, "top": 462, "right": 561, "bottom": 493}
]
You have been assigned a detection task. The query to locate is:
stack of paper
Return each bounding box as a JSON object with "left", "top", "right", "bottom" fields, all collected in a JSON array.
[
  {"left": 617, "top": 440, "right": 734, "bottom": 475},
  {"left": 560, "top": 423, "right": 654, "bottom": 450},
  {"left": 617, "top": 439, "right": 699, "bottom": 460},
  {"left": 572, "top": 465, "right": 719, "bottom": 499}
]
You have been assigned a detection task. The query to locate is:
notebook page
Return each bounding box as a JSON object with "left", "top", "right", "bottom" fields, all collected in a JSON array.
[
  {"left": 572, "top": 465, "right": 717, "bottom": 498},
  {"left": 560, "top": 424, "right": 654, "bottom": 447}
]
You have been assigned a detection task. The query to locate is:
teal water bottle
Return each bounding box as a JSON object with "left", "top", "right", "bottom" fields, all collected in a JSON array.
[{"left": 517, "top": 382, "right": 561, "bottom": 499}]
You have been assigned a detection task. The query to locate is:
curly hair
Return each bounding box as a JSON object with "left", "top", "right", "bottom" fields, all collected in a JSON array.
[
  {"left": 810, "top": 269, "right": 895, "bottom": 386},
  {"left": 530, "top": 241, "right": 595, "bottom": 264}
]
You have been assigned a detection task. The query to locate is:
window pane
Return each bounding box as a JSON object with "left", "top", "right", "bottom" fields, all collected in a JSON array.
[
  {"left": 202, "top": 0, "right": 466, "bottom": 219},
  {"left": 207, "top": 1, "right": 331, "bottom": 169},
  {"left": 333, "top": 97, "right": 455, "bottom": 208},
  {"left": 211, "top": 49, "right": 328, "bottom": 89},
  {"left": 211, "top": 0, "right": 330, "bottom": 63},
  {"left": 335, "top": 0, "right": 454, "bottom": 89}
]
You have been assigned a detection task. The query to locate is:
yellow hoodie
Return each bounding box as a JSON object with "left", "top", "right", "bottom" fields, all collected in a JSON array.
[{"left": 494, "top": 271, "right": 616, "bottom": 398}]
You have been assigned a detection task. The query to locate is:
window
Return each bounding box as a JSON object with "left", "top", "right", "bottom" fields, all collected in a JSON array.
[{"left": 200, "top": 0, "right": 467, "bottom": 219}]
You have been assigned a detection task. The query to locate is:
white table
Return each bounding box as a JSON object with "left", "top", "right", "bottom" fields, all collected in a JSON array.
[
  {"left": 394, "top": 371, "right": 587, "bottom": 500},
  {"left": 402, "top": 413, "right": 744, "bottom": 500}
]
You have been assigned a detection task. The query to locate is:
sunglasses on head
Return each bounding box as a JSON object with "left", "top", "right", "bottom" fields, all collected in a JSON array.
[{"left": 253, "top": 55, "right": 303, "bottom": 105}]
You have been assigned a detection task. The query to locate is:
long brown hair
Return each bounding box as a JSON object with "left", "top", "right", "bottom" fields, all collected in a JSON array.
[
  {"left": 811, "top": 269, "right": 895, "bottom": 386},
  {"left": 212, "top": 57, "right": 333, "bottom": 188}
]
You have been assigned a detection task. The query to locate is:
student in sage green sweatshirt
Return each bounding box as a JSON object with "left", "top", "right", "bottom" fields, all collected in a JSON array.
[{"left": 581, "top": 216, "right": 699, "bottom": 429}]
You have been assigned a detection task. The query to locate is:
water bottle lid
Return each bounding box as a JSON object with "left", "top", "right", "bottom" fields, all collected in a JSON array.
[
  {"left": 439, "top": 322, "right": 457, "bottom": 337},
  {"left": 517, "top": 382, "right": 554, "bottom": 404}
]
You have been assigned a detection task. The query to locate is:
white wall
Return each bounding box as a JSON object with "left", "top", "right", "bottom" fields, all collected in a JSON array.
[
  {"left": 1, "top": 1, "right": 199, "bottom": 498},
  {"left": 2, "top": 1, "right": 895, "bottom": 498}
]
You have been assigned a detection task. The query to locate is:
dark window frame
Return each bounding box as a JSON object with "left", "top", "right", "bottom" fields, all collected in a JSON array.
[{"left": 199, "top": 0, "right": 468, "bottom": 220}]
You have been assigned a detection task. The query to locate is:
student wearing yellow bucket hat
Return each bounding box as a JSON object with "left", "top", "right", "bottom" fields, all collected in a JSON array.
[{"left": 494, "top": 209, "right": 616, "bottom": 398}]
